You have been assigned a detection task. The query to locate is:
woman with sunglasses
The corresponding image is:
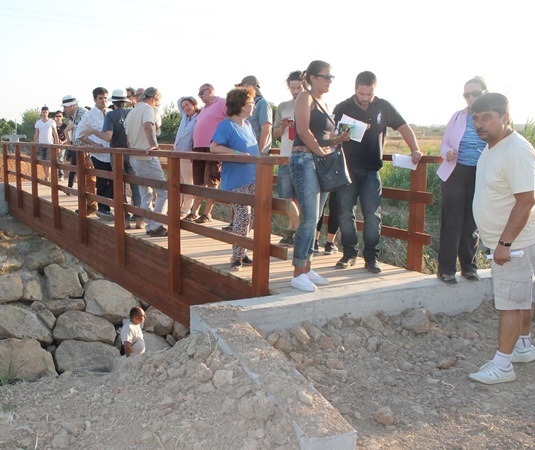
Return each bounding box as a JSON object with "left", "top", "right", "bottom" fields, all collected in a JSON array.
[
  {"left": 289, "top": 60, "right": 350, "bottom": 292},
  {"left": 437, "top": 76, "right": 488, "bottom": 283}
]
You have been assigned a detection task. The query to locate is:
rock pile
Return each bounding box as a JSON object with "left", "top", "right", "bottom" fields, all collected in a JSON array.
[{"left": 0, "top": 228, "right": 186, "bottom": 382}]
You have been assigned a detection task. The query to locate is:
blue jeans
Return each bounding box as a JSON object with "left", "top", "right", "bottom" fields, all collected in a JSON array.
[
  {"left": 289, "top": 152, "right": 328, "bottom": 267},
  {"left": 337, "top": 168, "right": 381, "bottom": 262}
]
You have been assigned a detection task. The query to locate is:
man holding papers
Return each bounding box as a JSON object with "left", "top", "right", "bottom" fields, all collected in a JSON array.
[
  {"left": 468, "top": 93, "right": 535, "bottom": 385},
  {"left": 333, "top": 71, "right": 422, "bottom": 273}
]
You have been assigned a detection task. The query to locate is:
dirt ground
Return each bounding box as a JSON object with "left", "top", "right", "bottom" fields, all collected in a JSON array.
[{"left": 2, "top": 300, "right": 535, "bottom": 449}]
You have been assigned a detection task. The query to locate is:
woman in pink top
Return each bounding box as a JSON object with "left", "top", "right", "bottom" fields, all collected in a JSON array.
[{"left": 436, "top": 76, "right": 487, "bottom": 283}]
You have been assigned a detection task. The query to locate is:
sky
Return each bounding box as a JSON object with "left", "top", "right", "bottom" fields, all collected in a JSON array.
[{"left": 0, "top": 0, "right": 533, "bottom": 127}]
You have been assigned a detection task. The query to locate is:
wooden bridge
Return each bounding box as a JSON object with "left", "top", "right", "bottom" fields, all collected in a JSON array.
[{"left": 1, "top": 142, "right": 441, "bottom": 326}]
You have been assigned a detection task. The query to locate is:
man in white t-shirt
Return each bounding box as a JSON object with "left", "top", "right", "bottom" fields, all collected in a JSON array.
[
  {"left": 468, "top": 93, "right": 535, "bottom": 385},
  {"left": 121, "top": 306, "right": 146, "bottom": 357},
  {"left": 273, "top": 71, "right": 304, "bottom": 246},
  {"left": 33, "top": 106, "right": 59, "bottom": 181},
  {"left": 125, "top": 87, "right": 168, "bottom": 237}
]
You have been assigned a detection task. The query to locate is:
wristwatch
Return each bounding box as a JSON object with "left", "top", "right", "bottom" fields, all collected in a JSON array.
[{"left": 498, "top": 240, "right": 512, "bottom": 247}]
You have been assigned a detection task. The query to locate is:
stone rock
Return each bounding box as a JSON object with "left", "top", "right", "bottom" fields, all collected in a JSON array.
[
  {"left": 54, "top": 340, "right": 119, "bottom": 373},
  {"left": 144, "top": 332, "right": 171, "bottom": 354},
  {"left": 302, "top": 321, "right": 322, "bottom": 341},
  {"left": 172, "top": 322, "right": 188, "bottom": 341},
  {"left": 22, "top": 277, "right": 43, "bottom": 301},
  {"left": 44, "top": 298, "right": 86, "bottom": 316},
  {"left": 0, "top": 274, "right": 23, "bottom": 303},
  {"left": 0, "top": 338, "right": 57, "bottom": 381},
  {"left": 24, "top": 238, "right": 65, "bottom": 271},
  {"left": 0, "top": 303, "right": 53, "bottom": 344},
  {"left": 53, "top": 310, "right": 116, "bottom": 344},
  {"left": 362, "top": 315, "right": 385, "bottom": 332},
  {"left": 30, "top": 301, "right": 57, "bottom": 329},
  {"left": 402, "top": 309, "right": 431, "bottom": 334},
  {"left": 213, "top": 369, "right": 233, "bottom": 387},
  {"left": 144, "top": 306, "right": 174, "bottom": 336},
  {"left": 374, "top": 406, "right": 396, "bottom": 426},
  {"left": 0, "top": 253, "right": 23, "bottom": 274},
  {"left": 44, "top": 264, "right": 83, "bottom": 299},
  {"left": 84, "top": 279, "right": 140, "bottom": 324},
  {"left": 290, "top": 326, "right": 311, "bottom": 346},
  {"left": 194, "top": 363, "right": 213, "bottom": 383}
]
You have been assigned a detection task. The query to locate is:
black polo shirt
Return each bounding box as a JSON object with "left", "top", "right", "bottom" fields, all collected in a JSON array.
[{"left": 333, "top": 96, "right": 406, "bottom": 171}]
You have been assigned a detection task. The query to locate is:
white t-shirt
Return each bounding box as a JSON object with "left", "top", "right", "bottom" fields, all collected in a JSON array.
[
  {"left": 125, "top": 102, "right": 155, "bottom": 152},
  {"left": 35, "top": 119, "right": 57, "bottom": 144},
  {"left": 120, "top": 320, "right": 145, "bottom": 355},
  {"left": 274, "top": 99, "right": 296, "bottom": 157},
  {"left": 473, "top": 131, "right": 535, "bottom": 250}
]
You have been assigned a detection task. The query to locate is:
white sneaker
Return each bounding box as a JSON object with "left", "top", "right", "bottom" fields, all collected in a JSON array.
[
  {"left": 291, "top": 274, "right": 317, "bottom": 292},
  {"left": 306, "top": 269, "right": 329, "bottom": 286},
  {"left": 512, "top": 345, "right": 535, "bottom": 363},
  {"left": 468, "top": 361, "right": 516, "bottom": 385}
]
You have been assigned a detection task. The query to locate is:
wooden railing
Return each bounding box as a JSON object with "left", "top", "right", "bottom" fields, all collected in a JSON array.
[{"left": 2, "top": 143, "right": 439, "bottom": 278}]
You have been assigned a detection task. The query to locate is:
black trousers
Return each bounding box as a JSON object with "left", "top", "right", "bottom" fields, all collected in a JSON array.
[
  {"left": 438, "top": 163, "right": 478, "bottom": 275},
  {"left": 317, "top": 191, "right": 339, "bottom": 235},
  {"left": 91, "top": 156, "right": 114, "bottom": 213}
]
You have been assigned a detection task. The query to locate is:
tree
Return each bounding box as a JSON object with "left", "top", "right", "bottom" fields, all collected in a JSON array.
[
  {"left": 18, "top": 108, "right": 40, "bottom": 142},
  {"left": 0, "top": 118, "right": 16, "bottom": 136},
  {"left": 158, "top": 103, "right": 182, "bottom": 144}
]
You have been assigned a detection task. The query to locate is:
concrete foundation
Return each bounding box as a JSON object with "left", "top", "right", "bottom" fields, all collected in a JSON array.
[{"left": 191, "top": 269, "right": 493, "bottom": 449}]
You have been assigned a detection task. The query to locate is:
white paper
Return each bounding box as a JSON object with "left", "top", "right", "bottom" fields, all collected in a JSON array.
[
  {"left": 392, "top": 153, "right": 418, "bottom": 171},
  {"left": 338, "top": 114, "right": 367, "bottom": 142},
  {"left": 486, "top": 250, "right": 524, "bottom": 260}
]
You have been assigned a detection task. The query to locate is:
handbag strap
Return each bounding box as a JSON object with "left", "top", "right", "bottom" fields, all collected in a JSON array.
[{"left": 310, "top": 93, "right": 336, "bottom": 128}]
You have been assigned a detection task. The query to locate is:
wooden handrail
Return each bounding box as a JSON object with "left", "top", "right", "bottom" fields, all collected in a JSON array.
[{"left": 2, "top": 142, "right": 439, "bottom": 275}]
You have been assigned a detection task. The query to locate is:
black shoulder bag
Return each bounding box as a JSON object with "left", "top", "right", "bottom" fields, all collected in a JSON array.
[{"left": 310, "top": 97, "right": 351, "bottom": 192}]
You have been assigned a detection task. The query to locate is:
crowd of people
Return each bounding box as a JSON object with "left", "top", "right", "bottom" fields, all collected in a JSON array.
[{"left": 32, "top": 65, "right": 535, "bottom": 385}]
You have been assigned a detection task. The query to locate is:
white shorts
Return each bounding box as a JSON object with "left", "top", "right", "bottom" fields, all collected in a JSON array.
[{"left": 492, "top": 244, "right": 535, "bottom": 310}]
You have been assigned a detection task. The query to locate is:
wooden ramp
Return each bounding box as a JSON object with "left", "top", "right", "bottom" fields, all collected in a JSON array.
[{"left": 17, "top": 180, "right": 425, "bottom": 295}]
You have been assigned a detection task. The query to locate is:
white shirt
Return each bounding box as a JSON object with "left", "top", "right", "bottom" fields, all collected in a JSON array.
[
  {"left": 75, "top": 106, "right": 110, "bottom": 162},
  {"left": 120, "top": 319, "right": 145, "bottom": 356},
  {"left": 35, "top": 119, "right": 57, "bottom": 145}
]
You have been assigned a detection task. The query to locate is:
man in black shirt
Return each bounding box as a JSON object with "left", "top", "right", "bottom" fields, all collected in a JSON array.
[{"left": 333, "top": 71, "right": 422, "bottom": 273}]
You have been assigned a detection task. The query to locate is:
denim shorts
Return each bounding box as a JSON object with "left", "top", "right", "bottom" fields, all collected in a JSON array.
[
  {"left": 492, "top": 243, "right": 535, "bottom": 310},
  {"left": 276, "top": 164, "right": 296, "bottom": 199}
]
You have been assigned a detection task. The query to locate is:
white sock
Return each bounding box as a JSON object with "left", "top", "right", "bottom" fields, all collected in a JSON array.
[
  {"left": 515, "top": 334, "right": 532, "bottom": 350},
  {"left": 492, "top": 351, "right": 512, "bottom": 369}
]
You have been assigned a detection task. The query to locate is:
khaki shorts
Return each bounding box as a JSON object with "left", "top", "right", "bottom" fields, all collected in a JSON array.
[{"left": 492, "top": 244, "right": 535, "bottom": 310}]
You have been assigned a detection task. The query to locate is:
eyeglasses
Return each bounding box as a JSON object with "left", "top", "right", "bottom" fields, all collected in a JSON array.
[
  {"left": 198, "top": 89, "right": 209, "bottom": 96},
  {"left": 463, "top": 90, "right": 483, "bottom": 99},
  {"left": 315, "top": 74, "right": 335, "bottom": 81}
]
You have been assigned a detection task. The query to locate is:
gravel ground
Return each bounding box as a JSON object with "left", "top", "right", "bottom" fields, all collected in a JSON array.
[{"left": 2, "top": 300, "right": 535, "bottom": 449}]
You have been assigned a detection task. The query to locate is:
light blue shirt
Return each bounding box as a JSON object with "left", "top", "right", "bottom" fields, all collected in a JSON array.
[
  {"left": 458, "top": 115, "right": 486, "bottom": 166},
  {"left": 174, "top": 97, "right": 198, "bottom": 151}
]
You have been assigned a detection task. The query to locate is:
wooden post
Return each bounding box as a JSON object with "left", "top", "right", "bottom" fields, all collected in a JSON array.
[
  {"left": 30, "top": 145, "right": 39, "bottom": 218},
  {"left": 251, "top": 162, "right": 273, "bottom": 297},
  {"left": 15, "top": 145, "right": 22, "bottom": 208},
  {"left": 113, "top": 153, "right": 126, "bottom": 265},
  {"left": 406, "top": 161, "right": 427, "bottom": 272},
  {"left": 51, "top": 147, "right": 60, "bottom": 229},
  {"left": 167, "top": 156, "right": 181, "bottom": 295},
  {"left": 2, "top": 144, "right": 8, "bottom": 201},
  {"left": 77, "top": 149, "right": 88, "bottom": 244}
]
